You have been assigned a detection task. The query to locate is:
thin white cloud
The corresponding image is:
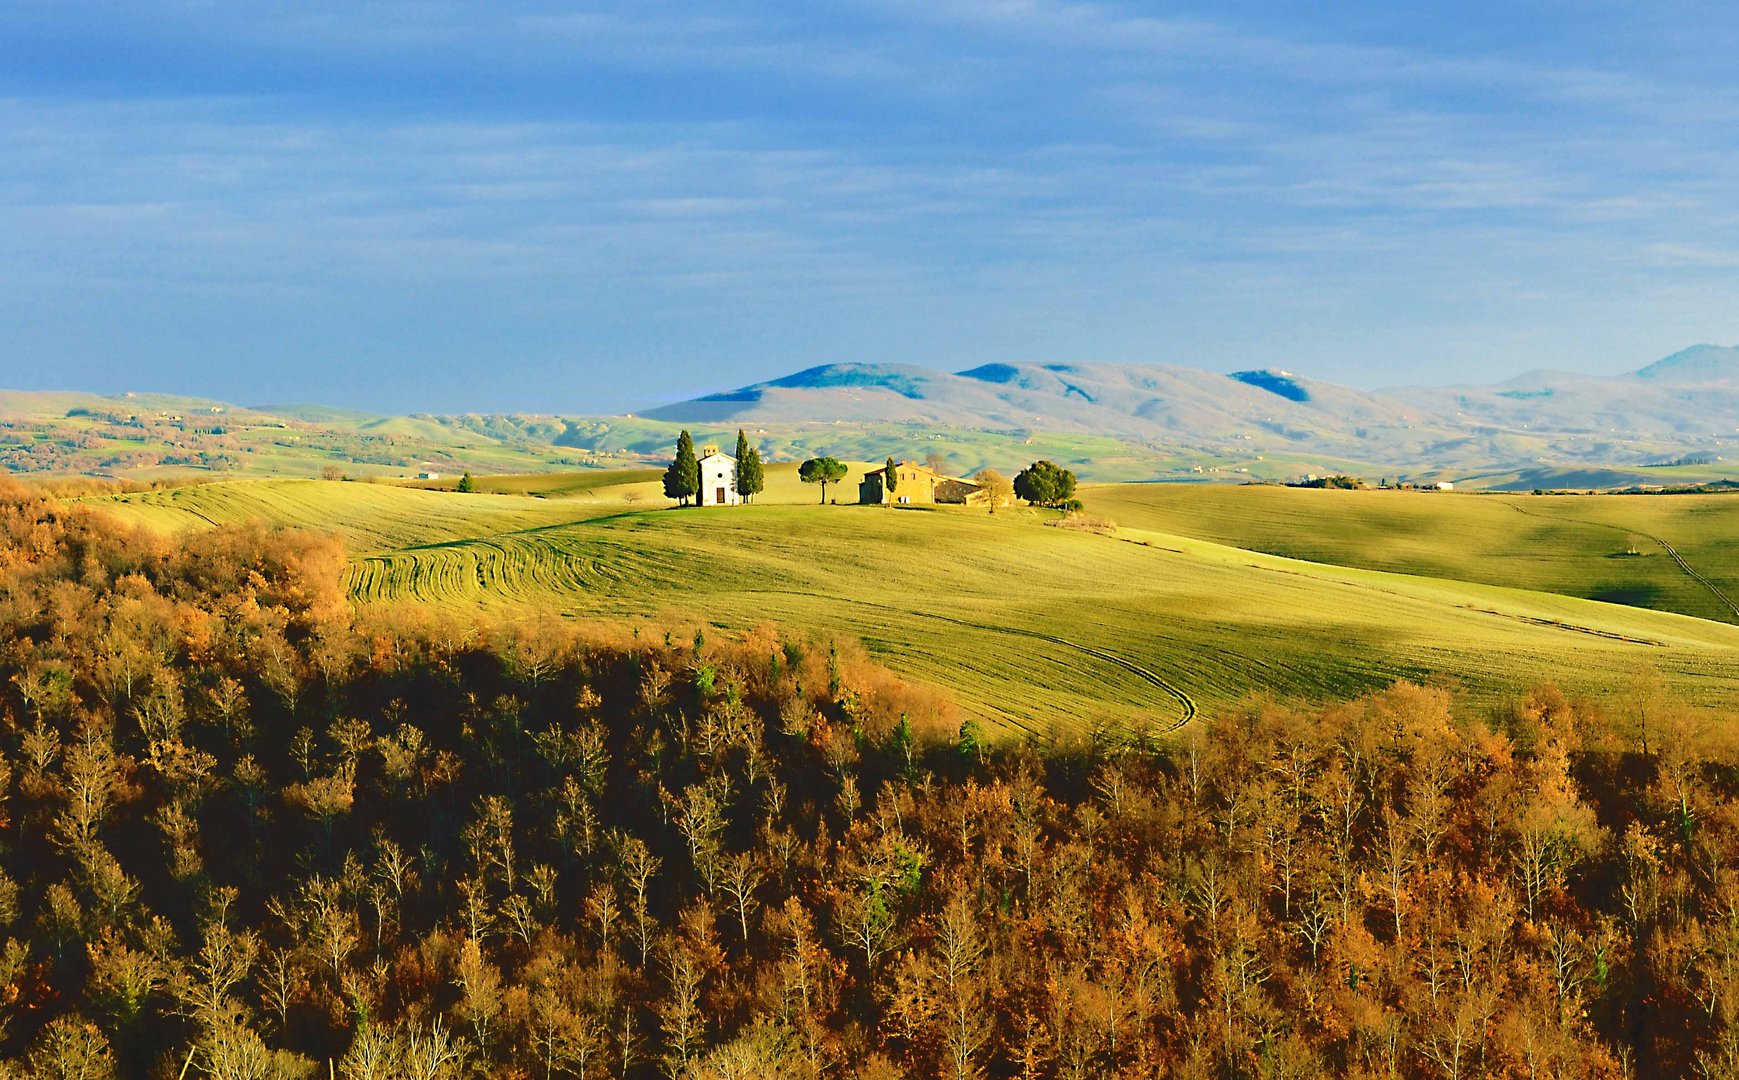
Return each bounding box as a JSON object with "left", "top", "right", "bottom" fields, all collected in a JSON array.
[{"left": 1642, "top": 244, "right": 1739, "bottom": 269}]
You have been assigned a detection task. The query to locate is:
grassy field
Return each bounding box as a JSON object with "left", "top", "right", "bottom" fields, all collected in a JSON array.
[
  {"left": 95, "top": 480, "right": 584, "bottom": 551},
  {"left": 1084, "top": 483, "right": 1739, "bottom": 624},
  {"left": 91, "top": 463, "right": 880, "bottom": 553},
  {"left": 401, "top": 469, "right": 664, "bottom": 498},
  {"left": 86, "top": 469, "right": 1739, "bottom": 739}
]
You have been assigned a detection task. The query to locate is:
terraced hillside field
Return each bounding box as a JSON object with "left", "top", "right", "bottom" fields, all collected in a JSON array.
[
  {"left": 90, "top": 471, "right": 1739, "bottom": 739},
  {"left": 1084, "top": 483, "right": 1739, "bottom": 624}
]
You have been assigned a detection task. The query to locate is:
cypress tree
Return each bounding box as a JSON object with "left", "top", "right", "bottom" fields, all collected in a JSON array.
[
  {"left": 664, "top": 430, "right": 700, "bottom": 505},
  {"left": 884, "top": 457, "right": 898, "bottom": 504},
  {"left": 734, "top": 430, "right": 764, "bottom": 503},
  {"left": 742, "top": 447, "right": 764, "bottom": 501}
]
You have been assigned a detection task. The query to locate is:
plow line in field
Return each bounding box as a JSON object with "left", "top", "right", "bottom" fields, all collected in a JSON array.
[
  {"left": 749, "top": 591, "right": 1198, "bottom": 734},
  {"left": 1510, "top": 504, "right": 1739, "bottom": 621}
]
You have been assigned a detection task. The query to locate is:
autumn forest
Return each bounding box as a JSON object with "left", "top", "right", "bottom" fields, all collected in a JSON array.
[{"left": 0, "top": 479, "right": 1736, "bottom": 1079}]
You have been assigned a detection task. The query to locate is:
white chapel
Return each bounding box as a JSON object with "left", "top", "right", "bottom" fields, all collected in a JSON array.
[{"left": 696, "top": 447, "right": 741, "bottom": 506}]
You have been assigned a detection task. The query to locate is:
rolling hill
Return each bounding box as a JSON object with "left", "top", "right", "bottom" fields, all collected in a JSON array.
[
  {"left": 86, "top": 469, "right": 1739, "bottom": 738},
  {"left": 641, "top": 360, "right": 1444, "bottom": 451},
  {"left": 638, "top": 346, "right": 1739, "bottom": 480},
  {"left": 1633, "top": 343, "right": 1739, "bottom": 382},
  {"left": 1084, "top": 483, "right": 1739, "bottom": 625},
  {"left": 1387, "top": 344, "right": 1739, "bottom": 453},
  {"left": 9, "top": 343, "right": 1739, "bottom": 486}
]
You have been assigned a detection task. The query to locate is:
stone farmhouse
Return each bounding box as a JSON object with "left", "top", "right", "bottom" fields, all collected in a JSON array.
[
  {"left": 859, "top": 460, "right": 989, "bottom": 506},
  {"left": 697, "top": 447, "right": 741, "bottom": 507}
]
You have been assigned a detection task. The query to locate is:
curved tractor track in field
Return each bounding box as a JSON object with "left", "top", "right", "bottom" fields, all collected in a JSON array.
[
  {"left": 817, "top": 595, "right": 1198, "bottom": 734},
  {"left": 1509, "top": 504, "right": 1739, "bottom": 621},
  {"left": 1652, "top": 536, "right": 1739, "bottom": 620},
  {"left": 937, "top": 613, "right": 1199, "bottom": 733}
]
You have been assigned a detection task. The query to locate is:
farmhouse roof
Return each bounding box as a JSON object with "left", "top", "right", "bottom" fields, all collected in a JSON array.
[
  {"left": 865, "top": 459, "right": 944, "bottom": 477},
  {"left": 866, "top": 460, "right": 985, "bottom": 492}
]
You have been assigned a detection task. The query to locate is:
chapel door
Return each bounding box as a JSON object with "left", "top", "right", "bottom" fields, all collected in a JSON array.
[{"left": 716, "top": 487, "right": 726, "bottom": 504}]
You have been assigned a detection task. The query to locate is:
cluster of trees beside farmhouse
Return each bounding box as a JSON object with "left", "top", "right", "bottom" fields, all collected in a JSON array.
[
  {"left": 0, "top": 479, "right": 1738, "bottom": 1077},
  {"left": 659, "top": 431, "right": 1078, "bottom": 510},
  {"left": 1010, "top": 460, "right": 1077, "bottom": 509}
]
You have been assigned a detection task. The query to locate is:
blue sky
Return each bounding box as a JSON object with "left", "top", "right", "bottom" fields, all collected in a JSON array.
[{"left": 3, "top": 1, "right": 1739, "bottom": 413}]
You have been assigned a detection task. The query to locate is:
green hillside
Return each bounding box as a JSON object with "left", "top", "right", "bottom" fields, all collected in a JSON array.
[
  {"left": 1085, "top": 483, "right": 1739, "bottom": 624},
  {"left": 88, "top": 470, "right": 1739, "bottom": 739},
  {"left": 95, "top": 479, "right": 582, "bottom": 551},
  {"left": 89, "top": 463, "right": 874, "bottom": 550}
]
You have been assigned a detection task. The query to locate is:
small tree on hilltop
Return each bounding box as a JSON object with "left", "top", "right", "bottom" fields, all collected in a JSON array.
[
  {"left": 798, "top": 457, "right": 848, "bottom": 504},
  {"left": 456, "top": 471, "right": 477, "bottom": 493},
  {"left": 664, "top": 431, "right": 700, "bottom": 506},
  {"left": 735, "top": 430, "right": 765, "bottom": 503},
  {"left": 884, "top": 457, "right": 899, "bottom": 504},
  {"left": 973, "top": 468, "right": 1013, "bottom": 513},
  {"left": 1013, "top": 460, "right": 1076, "bottom": 507}
]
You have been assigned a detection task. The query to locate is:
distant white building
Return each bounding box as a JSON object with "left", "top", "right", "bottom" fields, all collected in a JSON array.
[
  {"left": 697, "top": 448, "right": 740, "bottom": 506},
  {"left": 1436, "top": 481, "right": 1454, "bottom": 491},
  {"left": 417, "top": 470, "right": 442, "bottom": 480}
]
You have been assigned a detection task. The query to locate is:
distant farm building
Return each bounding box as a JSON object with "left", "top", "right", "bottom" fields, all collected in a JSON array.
[
  {"left": 698, "top": 447, "right": 741, "bottom": 506},
  {"left": 417, "top": 470, "right": 442, "bottom": 480},
  {"left": 859, "top": 461, "right": 989, "bottom": 506},
  {"left": 1436, "top": 481, "right": 1455, "bottom": 491}
]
